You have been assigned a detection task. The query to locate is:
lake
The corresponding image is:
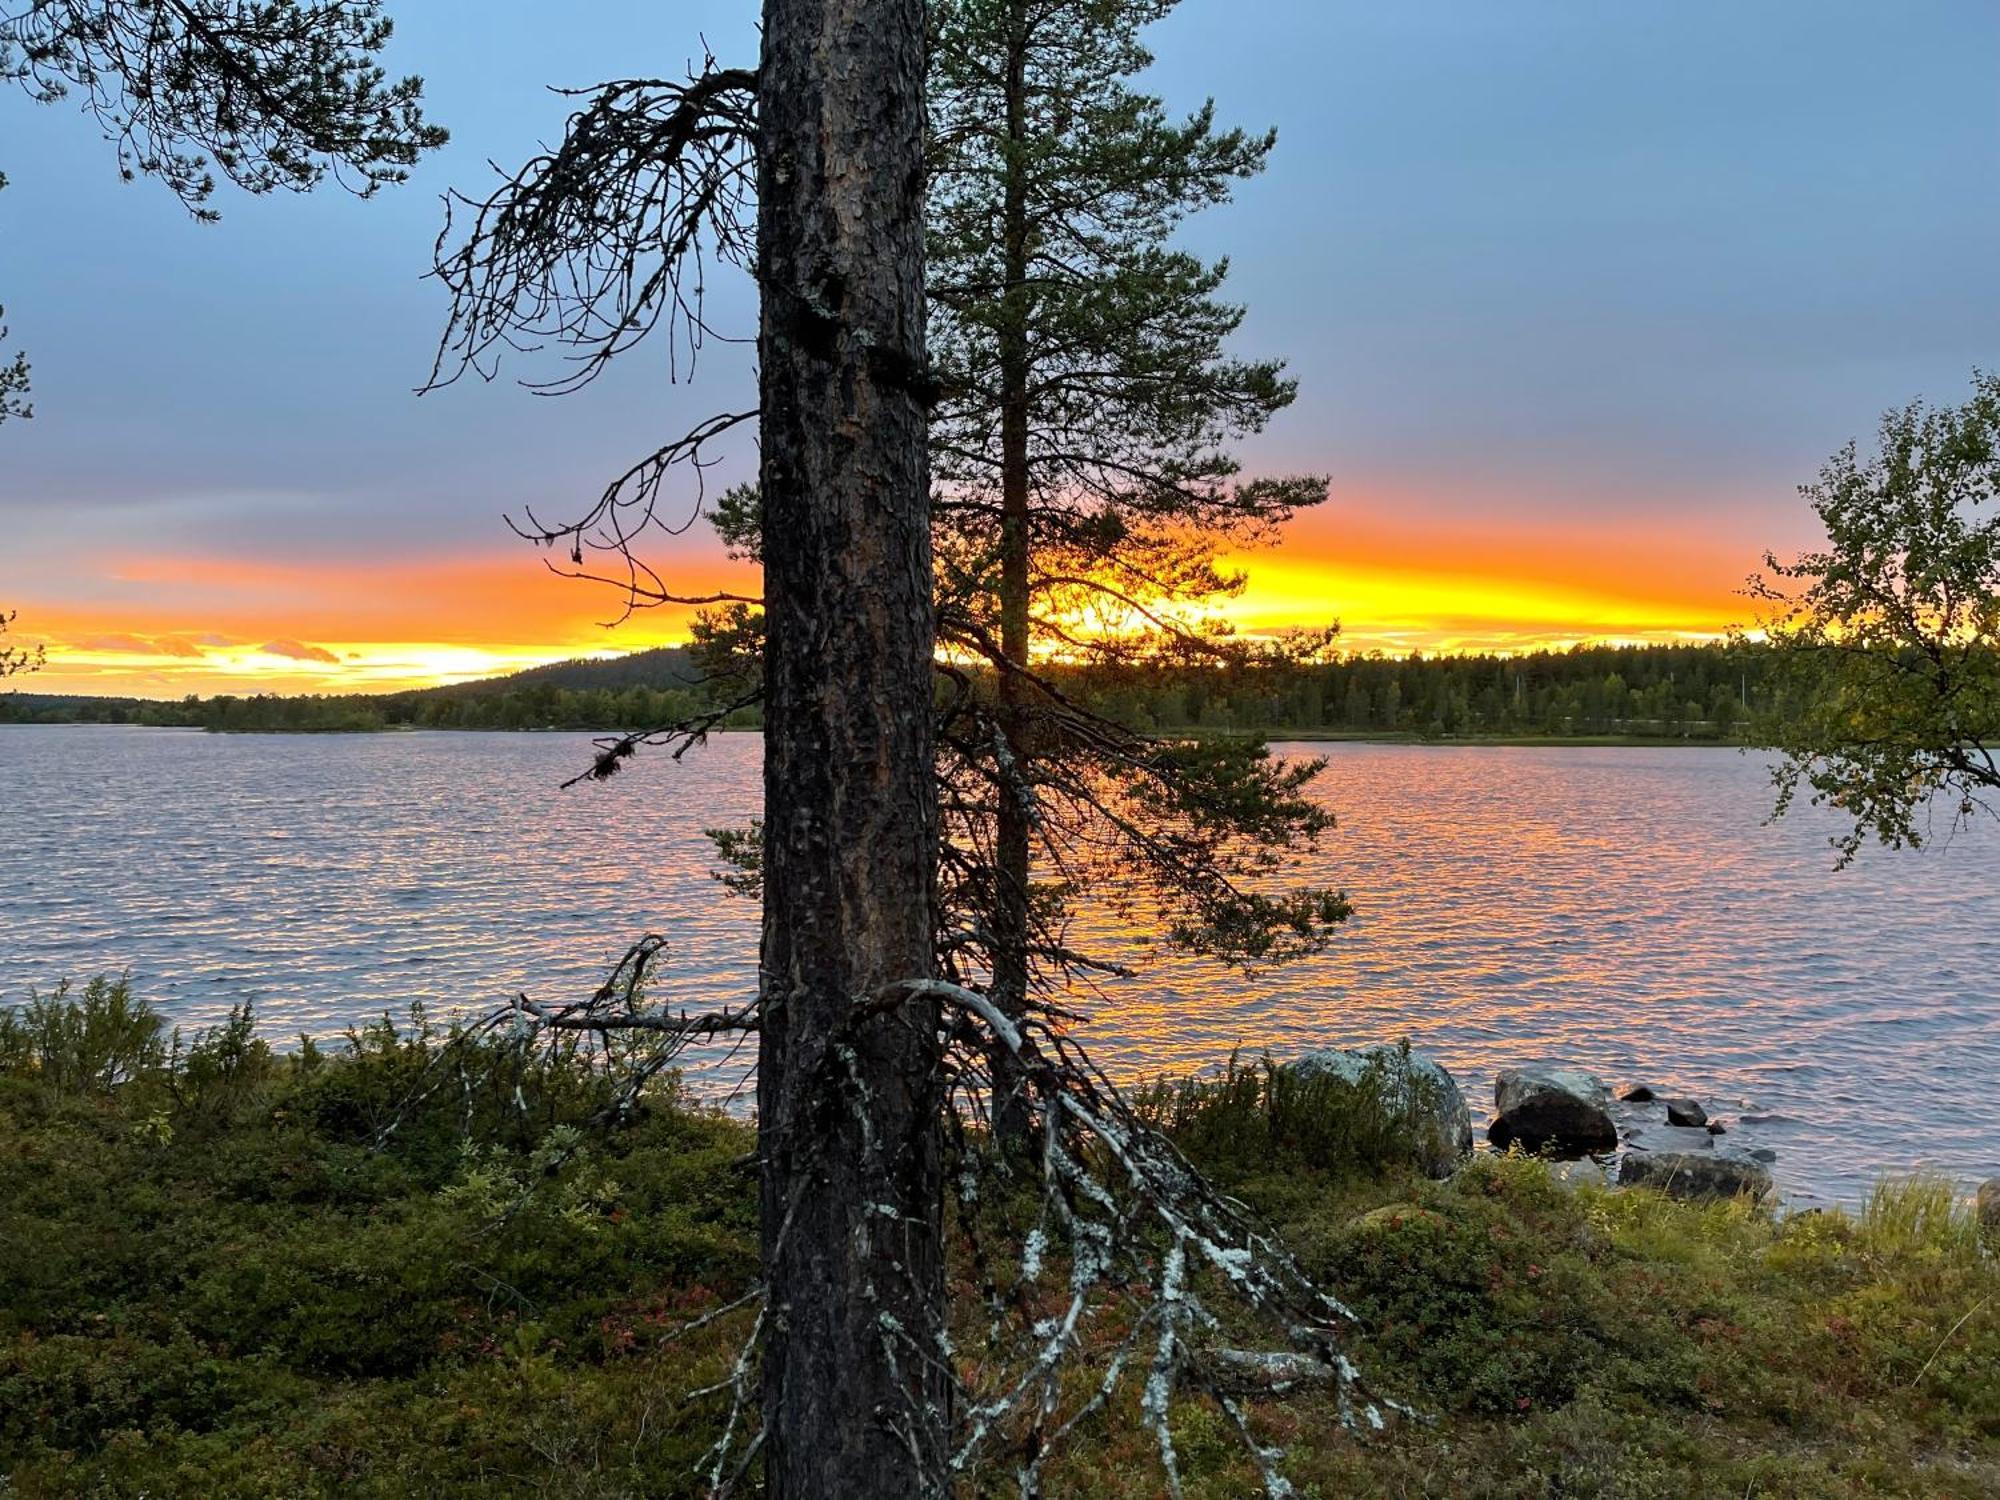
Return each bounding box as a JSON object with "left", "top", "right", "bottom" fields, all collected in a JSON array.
[{"left": 3, "top": 723, "right": 1995, "bottom": 1209}]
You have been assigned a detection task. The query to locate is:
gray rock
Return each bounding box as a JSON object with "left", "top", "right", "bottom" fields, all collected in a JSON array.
[
  {"left": 1617, "top": 1149, "right": 1773, "bottom": 1202},
  {"left": 1291, "top": 1044, "right": 1473, "bottom": 1178},
  {"left": 1663, "top": 1097, "right": 1708, "bottom": 1128},
  {"left": 1747, "top": 1147, "right": 1778, "bottom": 1164},
  {"left": 1619, "top": 1085, "right": 1657, "bottom": 1103},
  {"left": 1705, "top": 1120, "right": 1726, "bottom": 1135},
  {"left": 1489, "top": 1065, "right": 1617, "bottom": 1157},
  {"left": 1979, "top": 1179, "right": 2000, "bottom": 1249}
]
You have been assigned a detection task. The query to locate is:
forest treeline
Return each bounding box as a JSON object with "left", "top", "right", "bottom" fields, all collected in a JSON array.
[
  {"left": 3, "top": 641, "right": 1778, "bottom": 741},
  {"left": 1091, "top": 640, "right": 1775, "bottom": 740}
]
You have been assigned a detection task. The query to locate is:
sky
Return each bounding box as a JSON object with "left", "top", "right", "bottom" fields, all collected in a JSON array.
[{"left": 2, "top": 0, "right": 1996, "bottom": 697}]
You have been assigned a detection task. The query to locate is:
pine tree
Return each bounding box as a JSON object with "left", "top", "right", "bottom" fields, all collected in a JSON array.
[
  {"left": 754, "top": 0, "right": 946, "bottom": 1488},
  {"left": 429, "top": 6, "right": 1387, "bottom": 1484},
  {"left": 707, "top": 0, "right": 1350, "bottom": 1022},
  {"left": 923, "top": 0, "right": 1348, "bottom": 1063}
]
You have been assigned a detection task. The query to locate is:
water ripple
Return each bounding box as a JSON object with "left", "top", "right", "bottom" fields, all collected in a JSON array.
[{"left": 1, "top": 726, "right": 1994, "bottom": 1208}]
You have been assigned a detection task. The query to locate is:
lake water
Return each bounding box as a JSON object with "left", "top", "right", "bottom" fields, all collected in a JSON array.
[{"left": 3, "top": 724, "right": 1996, "bottom": 1209}]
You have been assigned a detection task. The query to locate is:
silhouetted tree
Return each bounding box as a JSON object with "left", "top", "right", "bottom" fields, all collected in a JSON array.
[
  {"left": 428, "top": 3, "right": 1389, "bottom": 1487},
  {"left": 702, "top": 0, "right": 1349, "bottom": 1078},
  {"left": 1751, "top": 370, "right": 2000, "bottom": 864}
]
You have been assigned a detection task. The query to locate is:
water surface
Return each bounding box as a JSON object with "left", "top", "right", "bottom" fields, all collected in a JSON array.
[{"left": 4, "top": 724, "right": 1995, "bottom": 1208}]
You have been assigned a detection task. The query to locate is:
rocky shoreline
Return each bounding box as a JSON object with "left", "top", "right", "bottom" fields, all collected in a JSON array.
[{"left": 1292, "top": 1045, "right": 1997, "bottom": 1217}]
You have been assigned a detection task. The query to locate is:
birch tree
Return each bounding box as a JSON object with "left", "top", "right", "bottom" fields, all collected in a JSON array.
[
  {"left": 1752, "top": 371, "right": 2000, "bottom": 864},
  {"left": 0, "top": 608, "right": 40, "bottom": 677},
  {"left": 0, "top": 174, "right": 26, "bottom": 423}
]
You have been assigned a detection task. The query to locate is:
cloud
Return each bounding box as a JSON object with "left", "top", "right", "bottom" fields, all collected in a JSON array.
[
  {"left": 75, "top": 633, "right": 205, "bottom": 658},
  {"left": 259, "top": 639, "right": 341, "bottom": 664}
]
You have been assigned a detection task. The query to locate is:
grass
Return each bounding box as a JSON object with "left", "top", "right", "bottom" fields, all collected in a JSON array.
[{"left": 2, "top": 982, "right": 1994, "bottom": 1497}]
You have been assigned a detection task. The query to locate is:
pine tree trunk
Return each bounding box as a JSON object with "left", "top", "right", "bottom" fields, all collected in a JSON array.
[
  {"left": 991, "top": 1, "right": 1035, "bottom": 1144},
  {"left": 755, "top": 0, "right": 946, "bottom": 1491}
]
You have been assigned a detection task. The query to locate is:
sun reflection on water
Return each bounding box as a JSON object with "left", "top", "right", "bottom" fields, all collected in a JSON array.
[{"left": 2, "top": 726, "right": 1995, "bottom": 1210}]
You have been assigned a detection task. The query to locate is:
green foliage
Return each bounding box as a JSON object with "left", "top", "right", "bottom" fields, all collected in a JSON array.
[
  {"left": 0, "top": 604, "right": 42, "bottom": 680},
  {"left": 0, "top": 321, "right": 24, "bottom": 424},
  {"left": 1068, "top": 640, "right": 1775, "bottom": 741},
  {"left": 5, "top": 982, "right": 1993, "bottom": 1495},
  {"left": 0, "top": 172, "right": 25, "bottom": 425},
  {"left": 0, "top": 676, "right": 751, "bottom": 733},
  {"left": 1, "top": 639, "right": 1779, "bottom": 740},
  {"left": 1121, "top": 1155, "right": 1998, "bottom": 1498},
  {"left": 929, "top": 0, "right": 1325, "bottom": 611},
  {"left": 1751, "top": 370, "right": 2000, "bottom": 863},
  {"left": 1, "top": 1, "right": 444, "bottom": 442},
  {"left": 0, "top": 975, "right": 164, "bottom": 1095}
]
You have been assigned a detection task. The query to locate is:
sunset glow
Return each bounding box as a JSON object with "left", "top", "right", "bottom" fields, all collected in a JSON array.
[
  {"left": 8, "top": 510, "right": 1756, "bottom": 697},
  {"left": 7, "top": 548, "right": 753, "bottom": 696}
]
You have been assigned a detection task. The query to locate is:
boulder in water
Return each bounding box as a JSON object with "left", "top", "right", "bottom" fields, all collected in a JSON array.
[
  {"left": 1664, "top": 1097, "right": 1708, "bottom": 1128},
  {"left": 1619, "top": 1085, "right": 1657, "bottom": 1103},
  {"left": 1664, "top": 1096, "right": 1712, "bottom": 1128},
  {"left": 1489, "top": 1065, "right": 1617, "bottom": 1157},
  {"left": 1291, "top": 1044, "right": 1473, "bottom": 1178},
  {"left": 1617, "top": 1149, "right": 1772, "bottom": 1202}
]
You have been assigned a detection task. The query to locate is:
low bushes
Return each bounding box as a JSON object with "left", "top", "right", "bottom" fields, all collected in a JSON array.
[
  {"left": 2, "top": 983, "right": 1994, "bottom": 1497},
  {"left": 1132, "top": 1044, "right": 1451, "bottom": 1181}
]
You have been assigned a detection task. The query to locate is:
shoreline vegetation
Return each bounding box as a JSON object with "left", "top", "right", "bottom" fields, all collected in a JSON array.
[
  {"left": 3, "top": 979, "right": 1995, "bottom": 1497},
  {"left": 3, "top": 640, "right": 1784, "bottom": 745}
]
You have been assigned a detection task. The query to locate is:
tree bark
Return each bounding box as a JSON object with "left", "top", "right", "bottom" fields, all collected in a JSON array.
[
  {"left": 991, "top": 0, "right": 1034, "bottom": 1145},
  {"left": 755, "top": 0, "right": 947, "bottom": 1494}
]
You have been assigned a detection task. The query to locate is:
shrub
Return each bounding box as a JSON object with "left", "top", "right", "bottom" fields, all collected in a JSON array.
[
  {"left": 0, "top": 975, "right": 164, "bottom": 1095},
  {"left": 1133, "top": 1044, "right": 1446, "bottom": 1181}
]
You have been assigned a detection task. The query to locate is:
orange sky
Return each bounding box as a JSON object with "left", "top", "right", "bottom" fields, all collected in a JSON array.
[{"left": 7, "top": 503, "right": 1759, "bottom": 699}]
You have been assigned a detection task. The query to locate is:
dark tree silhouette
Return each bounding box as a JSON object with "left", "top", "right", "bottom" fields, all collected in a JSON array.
[
  {"left": 427, "top": 3, "right": 1390, "bottom": 1489},
  {"left": 1, "top": 0, "right": 443, "bottom": 215},
  {"left": 751, "top": 0, "right": 948, "bottom": 1491},
  {"left": 923, "top": 0, "right": 1347, "bottom": 1092},
  {"left": 0, "top": 174, "right": 26, "bottom": 423}
]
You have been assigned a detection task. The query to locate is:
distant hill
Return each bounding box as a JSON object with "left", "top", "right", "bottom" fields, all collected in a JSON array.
[
  {"left": 0, "top": 647, "right": 715, "bottom": 728},
  {"left": 416, "top": 646, "right": 703, "bottom": 698}
]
